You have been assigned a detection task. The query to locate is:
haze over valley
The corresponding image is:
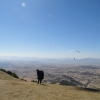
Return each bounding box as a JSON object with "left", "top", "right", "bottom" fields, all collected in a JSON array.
[{"left": 0, "top": 58, "right": 100, "bottom": 89}]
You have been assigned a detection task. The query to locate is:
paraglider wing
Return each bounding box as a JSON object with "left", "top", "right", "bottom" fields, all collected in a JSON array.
[
  {"left": 70, "top": 50, "right": 80, "bottom": 59},
  {"left": 70, "top": 50, "right": 80, "bottom": 53},
  {"left": 75, "top": 50, "right": 80, "bottom": 53}
]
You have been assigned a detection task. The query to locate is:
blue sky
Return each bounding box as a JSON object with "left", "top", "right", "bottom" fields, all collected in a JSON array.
[{"left": 0, "top": 0, "right": 100, "bottom": 59}]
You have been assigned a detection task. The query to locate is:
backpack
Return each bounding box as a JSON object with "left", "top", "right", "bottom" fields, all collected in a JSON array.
[
  {"left": 40, "top": 70, "right": 44, "bottom": 79},
  {"left": 37, "top": 70, "right": 44, "bottom": 79}
]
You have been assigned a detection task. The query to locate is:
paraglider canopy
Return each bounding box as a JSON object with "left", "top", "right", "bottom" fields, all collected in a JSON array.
[
  {"left": 70, "top": 50, "right": 80, "bottom": 53},
  {"left": 70, "top": 50, "right": 80, "bottom": 59}
]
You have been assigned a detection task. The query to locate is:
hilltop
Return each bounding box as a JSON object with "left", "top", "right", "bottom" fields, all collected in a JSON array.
[{"left": 0, "top": 70, "right": 100, "bottom": 100}]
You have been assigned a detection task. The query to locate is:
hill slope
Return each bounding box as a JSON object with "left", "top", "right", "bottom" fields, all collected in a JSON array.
[{"left": 0, "top": 70, "right": 100, "bottom": 100}]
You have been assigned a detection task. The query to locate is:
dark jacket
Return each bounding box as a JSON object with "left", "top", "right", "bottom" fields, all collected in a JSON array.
[{"left": 37, "top": 70, "right": 44, "bottom": 80}]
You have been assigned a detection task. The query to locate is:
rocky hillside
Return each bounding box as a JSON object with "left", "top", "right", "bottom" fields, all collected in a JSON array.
[{"left": 0, "top": 70, "right": 100, "bottom": 100}]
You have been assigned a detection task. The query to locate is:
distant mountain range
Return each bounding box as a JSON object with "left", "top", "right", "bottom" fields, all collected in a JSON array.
[{"left": 0, "top": 56, "right": 100, "bottom": 65}]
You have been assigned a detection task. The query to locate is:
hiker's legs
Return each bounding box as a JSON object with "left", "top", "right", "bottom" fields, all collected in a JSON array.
[
  {"left": 38, "top": 79, "right": 42, "bottom": 84},
  {"left": 40, "top": 79, "right": 42, "bottom": 84}
]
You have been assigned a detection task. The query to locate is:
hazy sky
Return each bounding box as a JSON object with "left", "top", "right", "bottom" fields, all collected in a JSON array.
[{"left": 0, "top": 0, "right": 100, "bottom": 59}]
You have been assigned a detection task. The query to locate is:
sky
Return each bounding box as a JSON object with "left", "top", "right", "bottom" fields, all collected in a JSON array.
[{"left": 0, "top": 0, "right": 100, "bottom": 59}]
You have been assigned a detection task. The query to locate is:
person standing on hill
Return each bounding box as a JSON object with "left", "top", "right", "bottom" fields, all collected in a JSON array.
[{"left": 36, "top": 69, "right": 44, "bottom": 84}]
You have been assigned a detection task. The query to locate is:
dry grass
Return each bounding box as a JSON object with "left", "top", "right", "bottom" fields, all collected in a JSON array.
[{"left": 0, "top": 71, "right": 100, "bottom": 100}]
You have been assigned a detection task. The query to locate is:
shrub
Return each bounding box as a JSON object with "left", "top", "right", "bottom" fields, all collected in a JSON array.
[
  {"left": 20, "top": 79, "right": 27, "bottom": 81},
  {"left": 0, "top": 69, "right": 19, "bottom": 79},
  {"left": 0, "top": 69, "right": 6, "bottom": 73},
  {"left": 6, "top": 71, "right": 13, "bottom": 75},
  {"left": 12, "top": 72, "right": 19, "bottom": 79},
  {"left": 31, "top": 80, "right": 37, "bottom": 82}
]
